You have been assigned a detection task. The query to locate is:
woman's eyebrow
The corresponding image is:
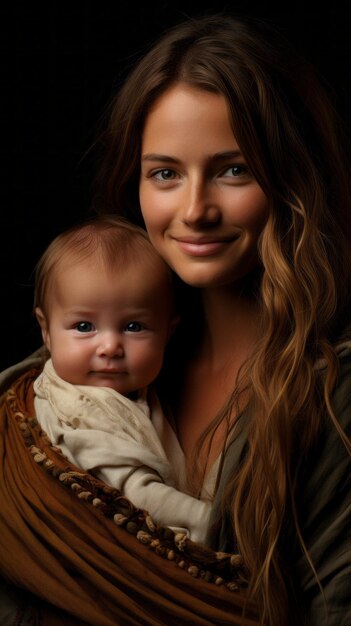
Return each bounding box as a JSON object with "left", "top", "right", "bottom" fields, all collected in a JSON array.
[
  {"left": 212, "top": 150, "right": 242, "bottom": 160},
  {"left": 141, "top": 153, "right": 181, "bottom": 163},
  {"left": 141, "top": 150, "right": 242, "bottom": 162}
]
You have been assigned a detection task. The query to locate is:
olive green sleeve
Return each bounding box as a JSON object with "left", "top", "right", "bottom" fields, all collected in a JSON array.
[
  {"left": 209, "top": 346, "right": 351, "bottom": 625},
  {"left": 294, "top": 347, "right": 351, "bottom": 625}
]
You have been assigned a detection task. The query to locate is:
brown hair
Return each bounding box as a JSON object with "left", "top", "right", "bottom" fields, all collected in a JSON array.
[
  {"left": 92, "top": 15, "right": 351, "bottom": 625},
  {"left": 34, "top": 215, "right": 172, "bottom": 317}
]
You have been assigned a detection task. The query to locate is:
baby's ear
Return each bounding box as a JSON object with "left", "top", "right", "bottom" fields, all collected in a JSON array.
[
  {"left": 167, "top": 314, "right": 180, "bottom": 341},
  {"left": 35, "top": 307, "right": 51, "bottom": 351}
]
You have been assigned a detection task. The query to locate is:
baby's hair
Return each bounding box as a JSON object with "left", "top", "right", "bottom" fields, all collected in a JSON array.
[{"left": 34, "top": 215, "right": 172, "bottom": 316}]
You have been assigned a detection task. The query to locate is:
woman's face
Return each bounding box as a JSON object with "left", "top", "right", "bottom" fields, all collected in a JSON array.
[{"left": 139, "top": 84, "right": 269, "bottom": 289}]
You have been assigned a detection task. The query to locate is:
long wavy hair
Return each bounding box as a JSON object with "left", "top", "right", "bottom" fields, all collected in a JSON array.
[{"left": 92, "top": 14, "right": 351, "bottom": 625}]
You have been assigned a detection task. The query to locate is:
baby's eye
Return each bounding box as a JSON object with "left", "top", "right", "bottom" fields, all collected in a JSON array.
[
  {"left": 75, "top": 321, "right": 94, "bottom": 333},
  {"left": 125, "top": 321, "right": 144, "bottom": 333}
]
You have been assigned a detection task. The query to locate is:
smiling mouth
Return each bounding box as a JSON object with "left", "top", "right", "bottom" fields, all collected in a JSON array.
[{"left": 173, "top": 236, "right": 238, "bottom": 256}]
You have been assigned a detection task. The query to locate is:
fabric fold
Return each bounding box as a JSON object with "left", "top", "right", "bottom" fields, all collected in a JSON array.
[{"left": 0, "top": 368, "right": 259, "bottom": 626}]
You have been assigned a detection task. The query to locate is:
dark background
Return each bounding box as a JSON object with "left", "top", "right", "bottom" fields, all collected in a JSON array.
[{"left": 1, "top": 1, "right": 350, "bottom": 371}]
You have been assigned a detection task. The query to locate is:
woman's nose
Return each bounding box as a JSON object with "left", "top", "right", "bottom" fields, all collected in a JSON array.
[
  {"left": 96, "top": 333, "right": 124, "bottom": 358},
  {"left": 181, "top": 178, "right": 221, "bottom": 226}
]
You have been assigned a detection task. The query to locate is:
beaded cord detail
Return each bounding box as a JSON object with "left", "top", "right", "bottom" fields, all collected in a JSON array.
[{"left": 7, "top": 385, "right": 248, "bottom": 592}]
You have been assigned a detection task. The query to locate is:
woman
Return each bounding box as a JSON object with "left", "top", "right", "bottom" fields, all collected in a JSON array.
[
  {"left": 93, "top": 13, "right": 351, "bottom": 625},
  {"left": 1, "top": 13, "right": 350, "bottom": 626}
]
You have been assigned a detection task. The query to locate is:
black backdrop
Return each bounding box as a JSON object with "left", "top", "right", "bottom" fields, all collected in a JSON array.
[{"left": 2, "top": 1, "right": 350, "bottom": 371}]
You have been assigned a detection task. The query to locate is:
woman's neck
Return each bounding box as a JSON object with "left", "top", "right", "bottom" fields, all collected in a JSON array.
[
  {"left": 200, "top": 284, "right": 260, "bottom": 372},
  {"left": 175, "top": 282, "right": 261, "bottom": 475}
]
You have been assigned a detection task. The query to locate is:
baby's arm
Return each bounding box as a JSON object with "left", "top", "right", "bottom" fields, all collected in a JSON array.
[
  {"left": 34, "top": 367, "right": 212, "bottom": 545},
  {"left": 39, "top": 424, "right": 212, "bottom": 545},
  {"left": 100, "top": 464, "right": 212, "bottom": 545}
]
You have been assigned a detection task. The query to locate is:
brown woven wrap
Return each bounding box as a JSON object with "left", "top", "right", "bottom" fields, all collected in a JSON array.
[{"left": 0, "top": 369, "right": 259, "bottom": 625}]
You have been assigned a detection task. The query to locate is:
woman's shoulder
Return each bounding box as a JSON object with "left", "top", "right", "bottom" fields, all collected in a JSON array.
[
  {"left": 314, "top": 326, "right": 351, "bottom": 423},
  {"left": 334, "top": 322, "right": 351, "bottom": 362},
  {"left": 331, "top": 331, "right": 351, "bottom": 426},
  {"left": 0, "top": 347, "right": 47, "bottom": 396}
]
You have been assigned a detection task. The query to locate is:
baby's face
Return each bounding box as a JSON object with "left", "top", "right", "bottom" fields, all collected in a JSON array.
[{"left": 38, "top": 258, "right": 176, "bottom": 395}]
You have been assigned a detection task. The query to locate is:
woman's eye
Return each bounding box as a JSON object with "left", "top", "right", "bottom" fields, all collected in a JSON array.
[
  {"left": 152, "top": 169, "right": 177, "bottom": 182},
  {"left": 222, "top": 164, "right": 249, "bottom": 178},
  {"left": 75, "top": 321, "right": 94, "bottom": 333},
  {"left": 125, "top": 321, "right": 144, "bottom": 333}
]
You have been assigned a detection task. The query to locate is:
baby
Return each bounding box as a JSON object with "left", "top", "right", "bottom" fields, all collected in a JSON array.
[{"left": 33, "top": 215, "right": 213, "bottom": 544}]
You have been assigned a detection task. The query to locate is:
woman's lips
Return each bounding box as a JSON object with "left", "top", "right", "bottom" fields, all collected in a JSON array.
[{"left": 173, "top": 236, "right": 238, "bottom": 257}]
